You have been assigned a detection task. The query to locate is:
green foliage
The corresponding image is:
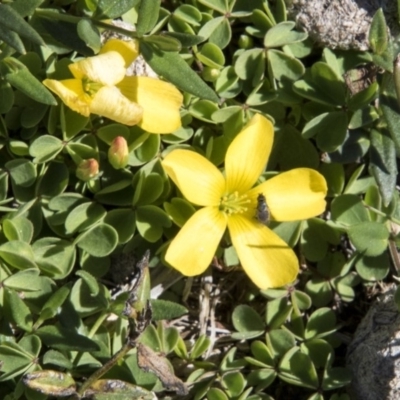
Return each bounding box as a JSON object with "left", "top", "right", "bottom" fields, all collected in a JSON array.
[
  {"left": 2, "top": 57, "right": 57, "bottom": 106},
  {"left": 0, "top": 3, "right": 45, "bottom": 53},
  {"left": 0, "top": 0, "right": 399, "bottom": 399}
]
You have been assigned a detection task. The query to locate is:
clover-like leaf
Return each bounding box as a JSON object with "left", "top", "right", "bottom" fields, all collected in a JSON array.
[
  {"left": 65, "top": 202, "right": 106, "bottom": 234},
  {"left": 301, "top": 338, "right": 332, "bottom": 368},
  {"left": 355, "top": 251, "right": 390, "bottom": 281},
  {"left": 190, "top": 335, "right": 212, "bottom": 360},
  {"left": 135, "top": 205, "right": 172, "bottom": 242},
  {"left": 348, "top": 221, "right": 389, "bottom": 256},
  {"left": 174, "top": 4, "right": 202, "bottom": 25},
  {"left": 248, "top": 340, "right": 274, "bottom": 366},
  {"left": 5, "top": 159, "right": 36, "bottom": 187},
  {"left": 268, "top": 329, "right": 296, "bottom": 359},
  {"left": 246, "top": 368, "right": 276, "bottom": 393},
  {"left": 136, "top": 0, "right": 161, "bottom": 37},
  {"left": 267, "top": 49, "right": 305, "bottom": 81},
  {"left": 302, "top": 111, "right": 348, "bottom": 152},
  {"left": 37, "top": 162, "right": 69, "bottom": 197},
  {"left": 61, "top": 106, "right": 90, "bottom": 141},
  {"left": 132, "top": 172, "right": 164, "bottom": 206},
  {"left": 265, "top": 297, "right": 292, "bottom": 329},
  {"left": 305, "top": 277, "right": 333, "bottom": 307},
  {"left": 234, "top": 48, "right": 264, "bottom": 82},
  {"left": 29, "top": 135, "right": 64, "bottom": 163},
  {"left": 207, "top": 388, "right": 229, "bottom": 400},
  {"left": 281, "top": 351, "right": 319, "bottom": 389},
  {"left": 264, "top": 21, "right": 307, "bottom": 48},
  {"left": 232, "top": 305, "right": 265, "bottom": 339},
  {"left": 322, "top": 367, "right": 352, "bottom": 390},
  {"left": 104, "top": 208, "right": 136, "bottom": 244},
  {"left": 0, "top": 240, "right": 37, "bottom": 270},
  {"left": 77, "top": 19, "right": 101, "bottom": 53},
  {"left": 69, "top": 278, "right": 109, "bottom": 316},
  {"left": 74, "top": 223, "right": 118, "bottom": 257},
  {"left": 331, "top": 194, "right": 370, "bottom": 226},
  {"left": 196, "top": 42, "right": 225, "bottom": 69},
  {"left": 3, "top": 269, "right": 41, "bottom": 292},
  {"left": 221, "top": 371, "right": 246, "bottom": 397},
  {"left": 0, "top": 335, "right": 41, "bottom": 381},
  {"left": 3, "top": 217, "right": 34, "bottom": 243},
  {"left": 305, "top": 308, "right": 336, "bottom": 340},
  {"left": 189, "top": 99, "right": 219, "bottom": 122},
  {"left": 301, "top": 218, "right": 341, "bottom": 262},
  {"left": 291, "top": 290, "right": 312, "bottom": 311},
  {"left": 36, "top": 285, "right": 70, "bottom": 327},
  {"left": 32, "top": 237, "right": 76, "bottom": 279}
]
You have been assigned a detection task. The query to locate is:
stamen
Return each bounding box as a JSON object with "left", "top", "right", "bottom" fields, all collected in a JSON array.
[{"left": 220, "top": 191, "right": 250, "bottom": 215}]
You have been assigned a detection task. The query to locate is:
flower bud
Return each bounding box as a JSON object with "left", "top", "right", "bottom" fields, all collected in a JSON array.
[
  {"left": 238, "top": 34, "right": 254, "bottom": 49},
  {"left": 76, "top": 158, "right": 99, "bottom": 181},
  {"left": 201, "top": 67, "right": 220, "bottom": 82},
  {"left": 108, "top": 136, "right": 129, "bottom": 169}
]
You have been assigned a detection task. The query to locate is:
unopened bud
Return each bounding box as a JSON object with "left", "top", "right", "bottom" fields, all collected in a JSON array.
[
  {"left": 108, "top": 136, "right": 129, "bottom": 169},
  {"left": 201, "top": 67, "right": 220, "bottom": 82},
  {"left": 76, "top": 158, "right": 99, "bottom": 181},
  {"left": 238, "top": 34, "right": 254, "bottom": 49}
]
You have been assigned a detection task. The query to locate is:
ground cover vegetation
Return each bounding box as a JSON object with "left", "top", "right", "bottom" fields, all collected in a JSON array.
[{"left": 0, "top": 0, "right": 399, "bottom": 399}]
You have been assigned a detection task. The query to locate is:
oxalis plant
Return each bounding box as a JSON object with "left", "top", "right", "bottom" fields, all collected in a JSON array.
[{"left": 0, "top": 0, "right": 400, "bottom": 399}]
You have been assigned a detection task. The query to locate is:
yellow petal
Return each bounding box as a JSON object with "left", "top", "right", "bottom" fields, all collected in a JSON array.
[
  {"left": 228, "top": 214, "right": 299, "bottom": 289},
  {"left": 225, "top": 114, "right": 273, "bottom": 194},
  {"left": 99, "top": 38, "right": 139, "bottom": 66},
  {"left": 248, "top": 168, "right": 327, "bottom": 221},
  {"left": 163, "top": 149, "right": 225, "bottom": 206},
  {"left": 90, "top": 86, "right": 143, "bottom": 125},
  {"left": 118, "top": 76, "right": 183, "bottom": 133},
  {"left": 69, "top": 52, "right": 126, "bottom": 85},
  {"left": 165, "top": 207, "right": 227, "bottom": 276},
  {"left": 43, "top": 78, "right": 91, "bottom": 116}
]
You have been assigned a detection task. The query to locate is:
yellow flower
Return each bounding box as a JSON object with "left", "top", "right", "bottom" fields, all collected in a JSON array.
[
  {"left": 162, "top": 114, "right": 327, "bottom": 289},
  {"left": 43, "top": 39, "right": 183, "bottom": 133}
]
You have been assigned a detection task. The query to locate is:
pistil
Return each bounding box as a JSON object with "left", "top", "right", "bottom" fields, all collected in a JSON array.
[{"left": 82, "top": 79, "right": 103, "bottom": 96}]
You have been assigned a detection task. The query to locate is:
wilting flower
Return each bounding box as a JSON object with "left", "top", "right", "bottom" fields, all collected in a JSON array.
[
  {"left": 162, "top": 114, "right": 327, "bottom": 289},
  {"left": 76, "top": 158, "right": 99, "bottom": 181},
  {"left": 108, "top": 136, "right": 129, "bottom": 169},
  {"left": 43, "top": 39, "right": 183, "bottom": 133}
]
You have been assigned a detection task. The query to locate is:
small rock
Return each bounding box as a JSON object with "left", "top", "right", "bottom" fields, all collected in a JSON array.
[
  {"left": 347, "top": 285, "right": 400, "bottom": 400},
  {"left": 288, "top": 0, "right": 399, "bottom": 50}
]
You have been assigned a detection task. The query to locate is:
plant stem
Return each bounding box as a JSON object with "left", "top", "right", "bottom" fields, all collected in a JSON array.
[
  {"left": 389, "top": 239, "right": 400, "bottom": 274},
  {"left": 363, "top": 203, "right": 400, "bottom": 225},
  {"left": 76, "top": 338, "right": 135, "bottom": 395}
]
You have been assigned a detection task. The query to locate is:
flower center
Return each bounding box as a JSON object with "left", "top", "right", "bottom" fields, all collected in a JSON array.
[
  {"left": 82, "top": 78, "right": 103, "bottom": 96},
  {"left": 220, "top": 191, "right": 250, "bottom": 216}
]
